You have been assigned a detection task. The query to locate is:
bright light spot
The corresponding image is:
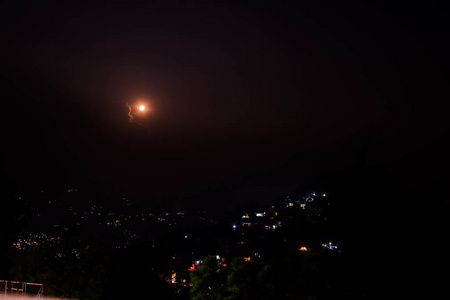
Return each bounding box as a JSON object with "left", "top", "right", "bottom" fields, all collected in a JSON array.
[{"left": 139, "top": 105, "right": 145, "bottom": 111}]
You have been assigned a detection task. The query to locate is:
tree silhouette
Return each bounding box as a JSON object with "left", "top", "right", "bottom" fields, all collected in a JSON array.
[
  {"left": 101, "top": 242, "right": 176, "bottom": 300},
  {"left": 10, "top": 221, "right": 110, "bottom": 300},
  {"left": 224, "top": 257, "right": 258, "bottom": 300},
  {"left": 190, "top": 257, "right": 226, "bottom": 300},
  {"left": 0, "top": 176, "right": 30, "bottom": 278}
]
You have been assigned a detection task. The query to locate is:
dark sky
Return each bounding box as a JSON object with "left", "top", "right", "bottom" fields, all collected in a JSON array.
[{"left": 1, "top": 1, "right": 448, "bottom": 211}]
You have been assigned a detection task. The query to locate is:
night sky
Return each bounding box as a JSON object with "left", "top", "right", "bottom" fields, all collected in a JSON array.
[{"left": 2, "top": 1, "right": 448, "bottom": 212}]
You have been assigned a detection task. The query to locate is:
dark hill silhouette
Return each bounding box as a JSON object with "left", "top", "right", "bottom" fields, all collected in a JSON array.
[{"left": 302, "top": 165, "right": 437, "bottom": 297}]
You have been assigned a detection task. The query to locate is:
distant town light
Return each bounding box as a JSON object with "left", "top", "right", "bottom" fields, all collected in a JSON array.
[{"left": 322, "top": 241, "right": 338, "bottom": 250}]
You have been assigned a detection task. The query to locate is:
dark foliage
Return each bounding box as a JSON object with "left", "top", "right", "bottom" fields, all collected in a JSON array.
[
  {"left": 10, "top": 221, "right": 110, "bottom": 299},
  {"left": 102, "top": 243, "right": 176, "bottom": 300},
  {"left": 0, "top": 176, "right": 31, "bottom": 278}
]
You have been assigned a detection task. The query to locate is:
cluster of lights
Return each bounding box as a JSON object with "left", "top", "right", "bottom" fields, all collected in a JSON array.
[
  {"left": 12, "top": 234, "right": 59, "bottom": 251},
  {"left": 123, "top": 229, "right": 139, "bottom": 239},
  {"left": 106, "top": 219, "right": 122, "bottom": 227},
  {"left": 322, "top": 242, "right": 338, "bottom": 250}
]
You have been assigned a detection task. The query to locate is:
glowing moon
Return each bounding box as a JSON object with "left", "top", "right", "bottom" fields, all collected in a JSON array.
[{"left": 139, "top": 105, "right": 145, "bottom": 111}]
